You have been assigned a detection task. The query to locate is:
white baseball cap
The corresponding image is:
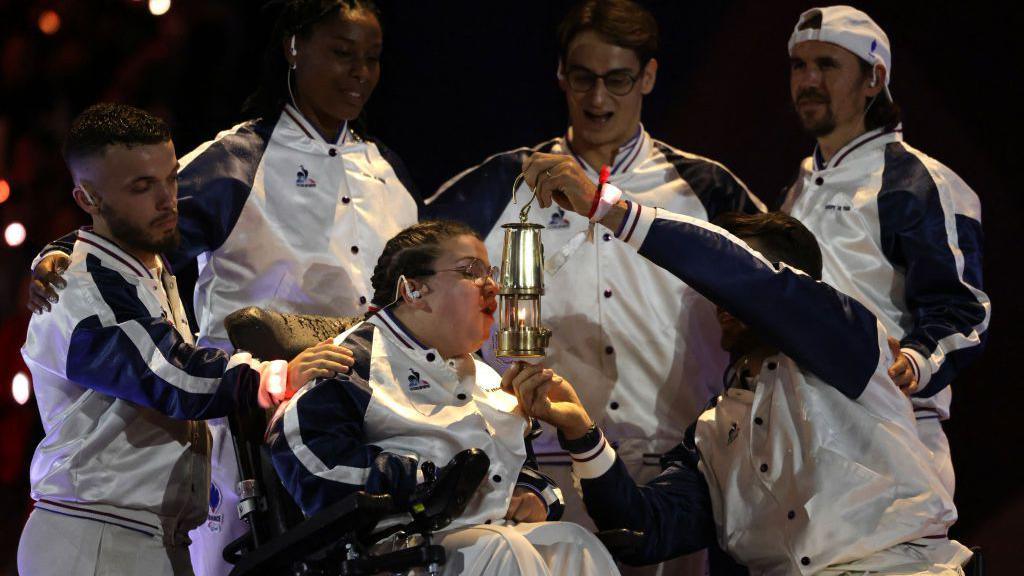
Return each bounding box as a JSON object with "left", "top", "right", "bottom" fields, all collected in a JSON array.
[{"left": 788, "top": 6, "right": 892, "bottom": 99}]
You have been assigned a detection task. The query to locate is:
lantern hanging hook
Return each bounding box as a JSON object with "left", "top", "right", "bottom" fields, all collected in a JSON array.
[{"left": 511, "top": 172, "right": 538, "bottom": 223}]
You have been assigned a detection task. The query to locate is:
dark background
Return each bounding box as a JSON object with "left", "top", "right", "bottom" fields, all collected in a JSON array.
[{"left": 1, "top": 1, "right": 1020, "bottom": 573}]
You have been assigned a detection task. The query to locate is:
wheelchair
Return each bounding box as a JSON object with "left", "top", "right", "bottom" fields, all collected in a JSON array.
[{"left": 220, "top": 307, "right": 644, "bottom": 576}]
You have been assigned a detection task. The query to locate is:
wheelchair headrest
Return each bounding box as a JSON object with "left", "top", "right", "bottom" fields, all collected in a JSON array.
[{"left": 224, "top": 307, "right": 360, "bottom": 361}]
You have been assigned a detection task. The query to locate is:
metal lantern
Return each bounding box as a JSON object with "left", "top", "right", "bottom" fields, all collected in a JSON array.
[{"left": 494, "top": 174, "right": 552, "bottom": 359}]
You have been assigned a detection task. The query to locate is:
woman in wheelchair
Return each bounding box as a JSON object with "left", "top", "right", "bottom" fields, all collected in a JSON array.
[{"left": 267, "top": 221, "right": 620, "bottom": 575}]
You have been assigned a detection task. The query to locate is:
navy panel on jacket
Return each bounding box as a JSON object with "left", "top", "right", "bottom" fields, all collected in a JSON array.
[
  {"left": 269, "top": 322, "right": 419, "bottom": 517},
  {"left": 425, "top": 140, "right": 558, "bottom": 235},
  {"left": 171, "top": 117, "right": 275, "bottom": 273},
  {"left": 877, "top": 142, "right": 987, "bottom": 397},
  {"left": 371, "top": 137, "right": 424, "bottom": 215},
  {"left": 653, "top": 142, "right": 760, "bottom": 219},
  {"left": 65, "top": 255, "right": 255, "bottom": 419}
]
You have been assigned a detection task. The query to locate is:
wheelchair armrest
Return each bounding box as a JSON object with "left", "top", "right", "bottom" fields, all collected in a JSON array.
[
  {"left": 224, "top": 307, "right": 360, "bottom": 361},
  {"left": 228, "top": 491, "right": 395, "bottom": 576},
  {"left": 595, "top": 528, "right": 646, "bottom": 557}
]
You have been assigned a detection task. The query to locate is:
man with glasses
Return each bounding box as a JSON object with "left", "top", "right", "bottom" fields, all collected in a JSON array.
[{"left": 426, "top": 1, "right": 762, "bottom": 573}]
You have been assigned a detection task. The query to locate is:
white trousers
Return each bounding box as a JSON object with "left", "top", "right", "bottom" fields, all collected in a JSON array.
[
  {"left": 917, "top": 417, "right": 955, "bottom": 497},
  {"left": 18, "top": 509, "right": 194, "bottom": 576},
  {"left": 377, "top": 520, "right": 621, "bottom": 576},
  {"left": 188, "top": 417, "right": 247, "bottom": 576}
]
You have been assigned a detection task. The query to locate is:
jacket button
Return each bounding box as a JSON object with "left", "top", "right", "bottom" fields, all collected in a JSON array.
[
  {"left": 760, "top": 463, "right": 768, "bottom": 473},
  {"left": 754, "top": 416, "right": 763, "bottom": 425},
  {"left": 359, "top": 296, "right": 367, "bottom": 305},
  {"left": 788, "top": 510, "right": 796, "bottom": 520},
  {"left": 426, "top": 353, "right": 435, "bottom": 362},
  {"left": 605, "top": 345, "right": 614, "bottom": 355},
  {"left": 457, "top": 393, "right": 467, "bottom": 401},
  {"left": 351, "top": 246, "right": 359, "bottom": 254},
  {"left": 814, "top": 177, "right": 824, "bottom": 186},
  {"left": 329, "top": 148, "right": 337, "bottom": 157},
  {"left": 610, "top": 401, "right": 619, "bottom": 410},
  {"left": 801, "top": 557, "right": 810, "bottom": 566},
  {"left": 603, "top": 289, "right": 613, "bottom": 298},
  {"left": 492, "top": 474, "right": 502, "bottom": 483},
  {"left": 342, "top": 196, "right": 351, "bottom": 204},
  {"left": 767, "top": 362, "right": 777, "bottom": 370},
  {"left": 602, "top": 233, "right": 611, "bottom": 242}
]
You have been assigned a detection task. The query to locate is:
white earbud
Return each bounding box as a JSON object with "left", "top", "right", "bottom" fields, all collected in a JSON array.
[
  {"left": 289, "top": 35, "right": 298, "bottom": 70},
  {"left": 556, "top": 60, "right": 565, "bottom": 81},
  {"left": 400, "top": 275, "right": 421, "bottom": 300},
  {"left": 870, "top": 68, "right": 878, "bottom": 88}
]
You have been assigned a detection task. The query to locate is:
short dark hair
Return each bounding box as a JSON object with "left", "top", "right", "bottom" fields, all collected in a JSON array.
[
  {"left": 369, "top": 220, "right": 480, "bottom": 309},
  {"left": 243, "top": 0, "right": 380, "bottom": 119},
  {"left": 712, "top": 212, "right": 823, "bottom": 280},
  {"left": 558, "top": 0, "right": 659, "bottom": 65},
  {"left": 63, "top": 103, "right": 171, "bottom": 166},
  {"left": 857, "top": 59, "right": 901, "bottom": 131}
]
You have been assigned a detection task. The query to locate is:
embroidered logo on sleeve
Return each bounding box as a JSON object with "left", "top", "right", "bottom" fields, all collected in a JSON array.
[
  {"left": 408, "top": 368, "right": 430, "bottom": 391},
  {"left": 296, "top": 165, "right": 317, "bottom": 188}
]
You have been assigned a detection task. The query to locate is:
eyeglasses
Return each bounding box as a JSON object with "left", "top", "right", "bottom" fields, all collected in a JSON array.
[
  {"left": 565, "top": 67, "right": 640, "bottom": 96},
  {"left": 431, "top": 258, "right": 499, "bottom": 286}
]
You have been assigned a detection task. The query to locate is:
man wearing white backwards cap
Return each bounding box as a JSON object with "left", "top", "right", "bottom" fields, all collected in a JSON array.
[{"left": 781, "top": 6, "right": 989, "bottom": 495}]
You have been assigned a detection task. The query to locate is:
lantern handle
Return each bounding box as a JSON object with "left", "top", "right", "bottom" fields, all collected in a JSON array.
[{"left": 511, "top": 172, "right": 537, "bottom": 223}]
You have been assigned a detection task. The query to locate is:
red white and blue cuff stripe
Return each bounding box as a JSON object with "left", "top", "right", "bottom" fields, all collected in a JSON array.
[{"left": 614, "top": 200, "right": 656, "bottom": 249}]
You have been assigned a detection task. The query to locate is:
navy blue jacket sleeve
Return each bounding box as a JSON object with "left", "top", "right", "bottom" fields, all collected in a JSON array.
[
  {"left": 65, "top": 255, "right": 260, "bottom": 419},
  {"left": 373, "top": 138, "right": 424, "bottom": 217},
  {"left": 877, "top": 143, "right": 989, "bottom": 397},
  {"left": 652, "top": 142, "right": 765, "bottom": 219},
  {"left": 168, "top": 119, "right": 274, "bottom": 274},
  {"left": 423, "top": 140, "right": 558, "bottom": 235},
  {"left": 34, "top": 230, "right": 78, "bottom": 263},
  {"left": 267, "top": 324, "right": 419, "bottom": 517},
  {"left": 619, "top": 203, "right": 881, "bottom": 399},
  {"left": 561, "top": 427, "right": 718, "bottom": 566}
]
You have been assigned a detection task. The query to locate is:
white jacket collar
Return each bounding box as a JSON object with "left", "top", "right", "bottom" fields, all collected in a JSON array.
[
  {"left": 75, "top": 228, "right": 166, "bottom": 280},
  {"left": 281, "top": 104, "right": 350, "bottom": 146},
  {"left": 564, "top": 124, "right": 650, "bottom": 177},
  {"left": 813, "top": 123, "right": 903, "bottom": 171}
]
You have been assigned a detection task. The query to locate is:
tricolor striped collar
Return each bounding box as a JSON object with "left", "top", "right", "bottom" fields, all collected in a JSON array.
[
  {"left": 812, "top": 124, "right": 903, "bottom": 171},
  {"left": 75, "top": 228, "right": 168, "bottom": 280},
  {"left": 564, "top": 124, "right": 648, "bottom": 177},
  {"left": 369, "top": 308, "right": 430, "bottom": 351},
  {"left": 282, "top": 104, "right": 349, "bottom": 146}
]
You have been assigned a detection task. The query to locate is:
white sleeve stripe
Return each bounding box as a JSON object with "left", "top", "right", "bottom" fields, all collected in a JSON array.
[
  {"left": 572, "top": 439, "right": 617, "bottom": 480},
  {"left": 569, "top": 435, "right": 607, "bottom": 462},
  {"left": 120, "top": 321, "right": 224, "bottom": 393},
  {"left": 283, "top": 382, "right": 372, "bottom": 485},
  {"left": 910, "top": 148, "right": 991, "bottom": 367},
  {"left": 84, "top": 282, "right": 224, "bottom": 395}
]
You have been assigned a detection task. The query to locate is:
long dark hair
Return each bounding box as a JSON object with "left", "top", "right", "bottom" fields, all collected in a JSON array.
[{"left": 242, "top": 0, "right": 380, "bottom": 120}]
